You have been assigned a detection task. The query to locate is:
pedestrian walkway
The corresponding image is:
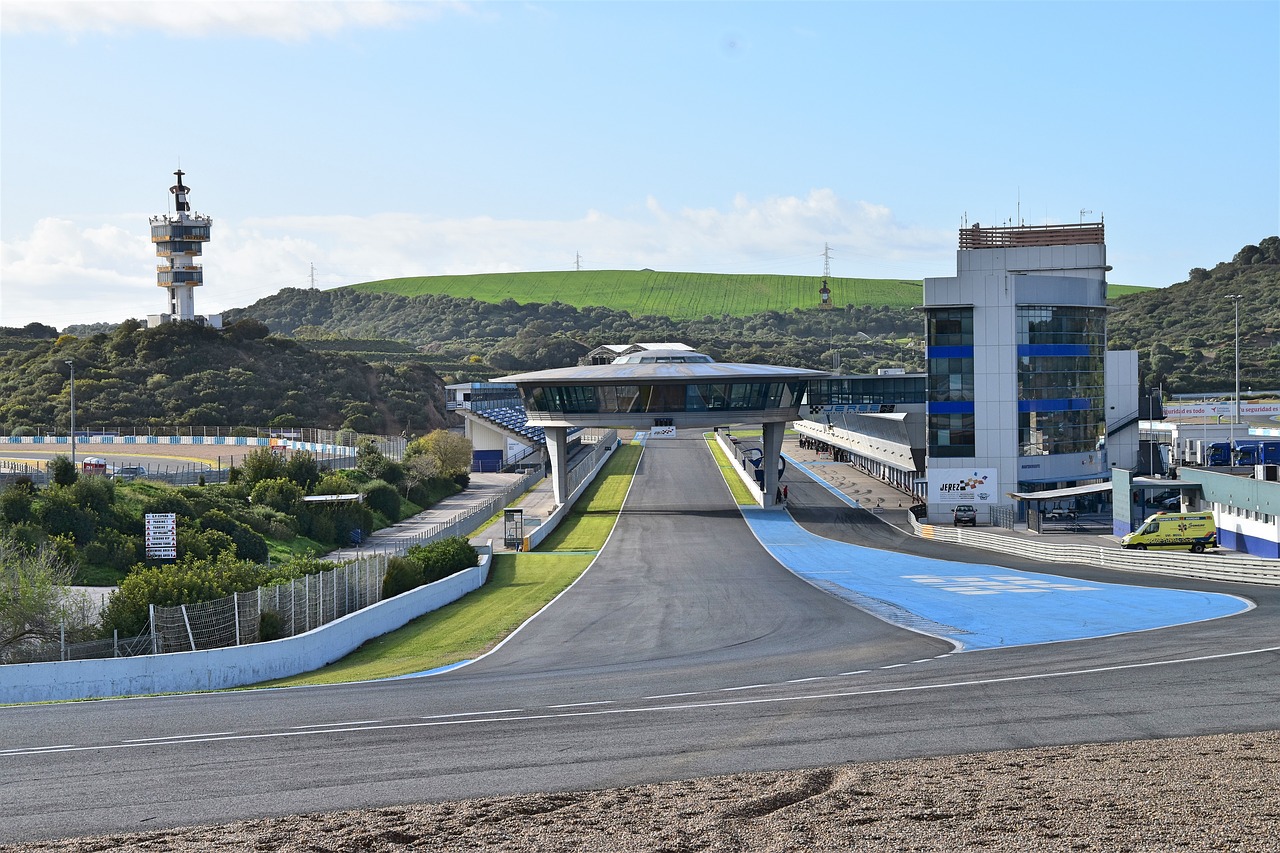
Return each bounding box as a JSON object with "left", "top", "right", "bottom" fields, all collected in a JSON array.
[
  {"left": 324, "top": 472, "right": 531, "bottom": 562},
  {"left": 469, "top": 475, "right": 559, "bottom": 552}
]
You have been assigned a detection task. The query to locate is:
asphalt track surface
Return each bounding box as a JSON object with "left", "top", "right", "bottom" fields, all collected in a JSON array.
[{"left": 3, "top": 435, "right": 1279, "bottom": 843}]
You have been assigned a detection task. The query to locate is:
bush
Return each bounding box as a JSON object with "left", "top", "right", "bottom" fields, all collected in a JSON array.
[
  {"left": 240, "top": 448, "right": 286, "bottom": 487},
  {"left": 361, "top": 479, "right": 401, "bottom": 522},
  {"left": 405, "top": 536, "right": 478, "bottom": 584},
  {"left": 250, "top": 477, "right": 304, "bottom": 514},
  {"left": 259, "top": 610, "right": 284, "bottom": 642},
  {"left": 49, "top": 455, "right": 77, "bottom": 486},
  {"left": 381, "top": 556, "right": 424, "bottom": 598},
  {"left": 100, "top": 551, "right": 272, "bottom": 637}
]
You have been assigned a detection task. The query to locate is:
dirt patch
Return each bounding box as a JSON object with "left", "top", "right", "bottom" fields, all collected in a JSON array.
[{"left": 9, "top": 731, "right": 1277, "bottom": 852}]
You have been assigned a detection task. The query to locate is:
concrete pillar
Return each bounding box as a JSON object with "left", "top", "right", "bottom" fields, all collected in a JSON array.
[
  {"left": 545, "top": 426, "right": 569, "bottom": 506},
  {"left": 761, "top": 421, "right": 785, "bottom": 507}
]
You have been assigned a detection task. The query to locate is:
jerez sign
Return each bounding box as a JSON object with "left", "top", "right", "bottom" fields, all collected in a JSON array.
[{"left": 931, "top": 469, "right": 998, "bottom": 504}]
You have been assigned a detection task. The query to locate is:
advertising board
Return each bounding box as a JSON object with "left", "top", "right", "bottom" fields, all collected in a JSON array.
[{"left": 931, "top": 468, "right": 998, "bottom": 504}]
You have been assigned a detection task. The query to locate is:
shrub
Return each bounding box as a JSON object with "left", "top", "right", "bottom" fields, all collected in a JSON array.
[
  {"left": 240, "top": 448, "right": 286, "bottom": 487},
  {"left": 100, "top": 551, "right": 272, "bottom": 637},
  {"left": 250, "top": 477, "right": 304, "bottom": 514},
  {"left": 72, "top": 475, "right": 115, "bottom": 515},
  {"left": 49, "top": 455, "right": 77, "bottom": 486},
  {"left": 381, "top": 556, "right": 423, "bottom": 598},
  {"left": 360, "top": 479, "right": 401, "bottom": 522},
  {"left": 405, "top": 536, "right": 478, "bottom": 584},
  {"left": 0, "top": 484, "right": 34, "bottom": 524},
  {"left": 258, "top": 610, "right": 284, "bottom": 642}
]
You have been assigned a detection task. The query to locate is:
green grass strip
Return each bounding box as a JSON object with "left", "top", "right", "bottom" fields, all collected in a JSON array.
[
  {"left": 259, "top": 444, "right": 642, "bottom": 687},
  {"left": 705, "top": 434, "right": 758, "bottom": 506}
]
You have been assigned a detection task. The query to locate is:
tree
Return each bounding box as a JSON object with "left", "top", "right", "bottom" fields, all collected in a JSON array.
[
  {"left": 0, "top": 535, "right": 93, "bottom": 663},
  {"left": 239, "top": 447, "right": 286, "bottom": 487},
  {"left": 407, "top": 430, "right": 473, "bottom": 479},
  {"left": 49, "top": 455, "right": 77, "bottom": 486}
]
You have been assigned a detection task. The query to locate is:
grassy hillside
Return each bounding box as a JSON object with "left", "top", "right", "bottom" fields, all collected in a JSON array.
[{"left": 350, "top": 270, "right": 1147, "bottom": 319}]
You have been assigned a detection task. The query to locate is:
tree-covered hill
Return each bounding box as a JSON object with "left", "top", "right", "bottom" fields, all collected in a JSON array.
[
  {"left": 1107, "top": 237, "right": 1280, "bottom": 394},
  {"left": 0, "top": 319, "right": 451, "bottom": 436},
  {"left": 225, "top": 288, "right": 927, "bottom": 379}
]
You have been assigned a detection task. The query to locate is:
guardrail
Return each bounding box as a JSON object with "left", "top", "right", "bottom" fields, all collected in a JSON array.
[{"left": 909, "top": 516, "right": 1280, "bottom": 586}]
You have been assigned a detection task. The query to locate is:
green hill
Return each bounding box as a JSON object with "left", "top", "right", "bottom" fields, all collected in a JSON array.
[{"left": 351, "top": 270, "right": 1146, "bottom": 320}]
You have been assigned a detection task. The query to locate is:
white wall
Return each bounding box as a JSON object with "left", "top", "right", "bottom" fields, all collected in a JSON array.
[{"left": 0, "top": 557, "right": 491, "bottom": 704}]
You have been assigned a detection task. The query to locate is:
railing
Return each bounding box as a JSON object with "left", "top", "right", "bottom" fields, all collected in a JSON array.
[
  {"left": 958, "top": 222, "right": 1104, "bottom": 250},
  {"left": 342, "top": 470, "right": 544, "bottom": 558},
  {"left": 910, "top": 516, "right": 1280, "bottom": 586},
  {"left": 566, "top": 430, "right": 618, "bottom": 497}
]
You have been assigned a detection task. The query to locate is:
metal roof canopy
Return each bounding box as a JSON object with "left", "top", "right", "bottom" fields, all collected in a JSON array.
[
  {"left": 1008, "top": 479, "right": 1203, "bottom": 502},
  {"left": 1007, "top": 482, "right": 1113, "bottom": 502}
]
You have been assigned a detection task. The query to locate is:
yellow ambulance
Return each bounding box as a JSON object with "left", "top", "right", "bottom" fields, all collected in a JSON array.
[{"left": 1121, "top": 512, "right": 1217, "bottom": 553}]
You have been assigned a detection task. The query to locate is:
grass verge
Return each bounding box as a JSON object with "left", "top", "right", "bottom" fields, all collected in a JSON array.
[
  {"left": 705, "top": 434, "right": 758, "bottom": 506},
  {"left": 259, "top": 444, "right": 642, "bottom": 687}
]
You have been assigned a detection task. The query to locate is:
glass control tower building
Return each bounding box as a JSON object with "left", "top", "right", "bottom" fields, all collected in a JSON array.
[{"left": 923, "top": 222, "right": 1111, "bottom": 521}]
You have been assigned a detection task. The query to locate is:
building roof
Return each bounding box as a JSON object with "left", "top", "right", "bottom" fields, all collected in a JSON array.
[{"left": 494, "top": 359, "right": 828, "bottom": 385}]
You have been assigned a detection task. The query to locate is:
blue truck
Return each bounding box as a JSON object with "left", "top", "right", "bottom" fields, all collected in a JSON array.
[{"left": 1208, "top": 440, "right": 1280, "bottom": 466}]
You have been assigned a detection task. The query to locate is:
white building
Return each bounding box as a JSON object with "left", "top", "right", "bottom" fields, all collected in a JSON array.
[{"left": 922, "top": 222, "right": 1124, "bottom": 522}]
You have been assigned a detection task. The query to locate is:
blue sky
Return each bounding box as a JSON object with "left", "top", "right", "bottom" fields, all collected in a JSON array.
[{"left": 2, "top": 1, "right": 1277, "bottom": 329}]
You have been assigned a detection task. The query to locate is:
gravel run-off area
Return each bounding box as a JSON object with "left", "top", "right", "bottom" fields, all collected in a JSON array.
[{"left": 8, "top": 730, "right": 1278, "bottom": 853}]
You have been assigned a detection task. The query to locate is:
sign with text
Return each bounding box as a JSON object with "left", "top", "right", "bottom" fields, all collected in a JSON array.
[
  {"left": 650, "top": 426, "right": 677, "bottom": 438},
  {"left": 1164, "top": 402, "right": 1280, "bottom": 419},
  {"left": 145, "top": 512, "right": 178, "bottom": 560},
  {"left": 931, "top": 469, "right": 998, "bottom": 504}
]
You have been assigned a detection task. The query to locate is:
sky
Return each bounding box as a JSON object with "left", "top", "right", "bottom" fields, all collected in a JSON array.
[{"left": 1, "top": 0, "right": 1277, "bottom": 330}]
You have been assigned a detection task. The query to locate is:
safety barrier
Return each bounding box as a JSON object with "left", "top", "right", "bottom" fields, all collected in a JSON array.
[
  {"left": 0, "top": 548, "right": 493, "bottom": 704},
  {"left": 910, "top": 516, "right": 1280, "bottom": 586}
]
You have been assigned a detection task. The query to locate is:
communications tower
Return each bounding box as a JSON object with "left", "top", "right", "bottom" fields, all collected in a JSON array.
[{"left": 150, "top": 169, "right": 212, "bottom": 322}]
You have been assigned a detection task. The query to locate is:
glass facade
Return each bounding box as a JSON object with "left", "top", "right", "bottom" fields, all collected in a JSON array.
[
  {"left": 926, "top": 308, "right": 975, "bottom": 457},
  {"left": 807, "top": 376, "right": 926, "bottom": 406},
  {"left": 1016, "top": 306, "right": 1106, "bottom": 456},
  {"left": 524, "top": 381, "right": 805, "bottom": 415}
]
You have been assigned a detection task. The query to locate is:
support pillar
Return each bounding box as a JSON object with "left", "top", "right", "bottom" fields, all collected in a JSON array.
[
  {"left": 761, "top": 421, "right": 785, "bottom": 507},
  {"left": 545, "top": 426, "right": 569, "bottom": 506}
]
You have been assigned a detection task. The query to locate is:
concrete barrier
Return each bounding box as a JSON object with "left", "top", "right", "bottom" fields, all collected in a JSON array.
[{"left": 0, "top": 552, "right": 492, "bottom": 704}]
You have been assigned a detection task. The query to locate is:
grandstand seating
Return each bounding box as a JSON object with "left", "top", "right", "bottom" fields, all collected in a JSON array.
[{"left": 474, "top": 406, "right": 581, "bottom": 445}]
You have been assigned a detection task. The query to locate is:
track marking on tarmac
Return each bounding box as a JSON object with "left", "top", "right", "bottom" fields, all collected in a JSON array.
[
  {"left": 739, "top": 501, "right": 1252, "bottom": 651},
  {"left": 6, "top": 644, "right": 1277, "bottom": 758}
]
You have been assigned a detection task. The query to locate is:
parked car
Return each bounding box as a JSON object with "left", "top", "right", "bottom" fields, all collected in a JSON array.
[
  {"left": 114, "top": 465, "right": 146, "bottom": 481},
  {"left": 952, "top": 504, "right": 977, "bottom": 526}
]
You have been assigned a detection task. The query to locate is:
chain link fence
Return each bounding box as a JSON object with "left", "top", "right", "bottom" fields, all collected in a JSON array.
[{"left": 149, "top": 553, "right": 389, "bottom": 653}]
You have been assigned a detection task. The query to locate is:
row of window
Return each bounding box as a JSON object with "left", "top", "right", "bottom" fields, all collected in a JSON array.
[
  {"left": 524, "top": 382, "right": 804, "bottom": 415},
  {"left": 151, "top": 225, "right": 211, "bottom": 240},
  {"left": 807, "top": 376, "right": 926, "bottom": 406}
]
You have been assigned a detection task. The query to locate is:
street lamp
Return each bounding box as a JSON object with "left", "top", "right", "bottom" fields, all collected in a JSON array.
[
  {"left": 65, "top": 359, "right": 76, "bottom": 468},
  {"left": 1224, "top": 294, "right": 1243, "bottom": 452}
]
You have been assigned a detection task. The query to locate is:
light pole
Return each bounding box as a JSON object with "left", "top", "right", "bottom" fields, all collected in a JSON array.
[
  {"left": 1224, "top": 294, "right": 1243, "bottom": 453},
  {"left": 65, "top": 359, "right": 77, "bottom": 467}
]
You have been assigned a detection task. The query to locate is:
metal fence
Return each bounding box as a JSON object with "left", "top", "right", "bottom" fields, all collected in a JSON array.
[
  {"left": 567, "top": 430, "right": 619, "bottom": 497},
  {"left": 150, "top": 553, "right": 389, "bottom": 653}
]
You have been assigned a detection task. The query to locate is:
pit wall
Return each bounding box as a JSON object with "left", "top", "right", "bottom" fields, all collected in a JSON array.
[{"left": 0, "top": 552, "right": 491, "bottom": 704}]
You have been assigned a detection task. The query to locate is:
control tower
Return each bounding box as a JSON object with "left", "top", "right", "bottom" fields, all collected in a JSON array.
[{"left": 149, "top": 169, "right": 212, "bottom": 322}]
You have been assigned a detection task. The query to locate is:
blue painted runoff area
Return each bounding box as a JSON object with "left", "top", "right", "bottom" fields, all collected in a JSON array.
[{"left": 740, "top": 506, "right": 1251, "bottom": 651}]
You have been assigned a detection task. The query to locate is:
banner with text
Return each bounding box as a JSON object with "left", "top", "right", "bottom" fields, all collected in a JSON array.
[{"left": 931, "top": 469, "right": 999, "bottom": 504}]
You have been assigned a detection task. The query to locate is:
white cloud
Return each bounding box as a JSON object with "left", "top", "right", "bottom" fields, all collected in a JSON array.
[
  {"left": 0, "top": 191, "right": 957, "bottom": 329},
  {"left": 0, "top": 0, "right": 462, "bottom": 41}
]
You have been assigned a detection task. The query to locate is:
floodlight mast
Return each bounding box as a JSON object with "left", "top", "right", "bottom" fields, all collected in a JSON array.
[
  {"left": 1225, "top": 294, "right": 1243, "bottom": 452},
  {"left": 65, "top": 359, "right": 76, "bottom": 468}
]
